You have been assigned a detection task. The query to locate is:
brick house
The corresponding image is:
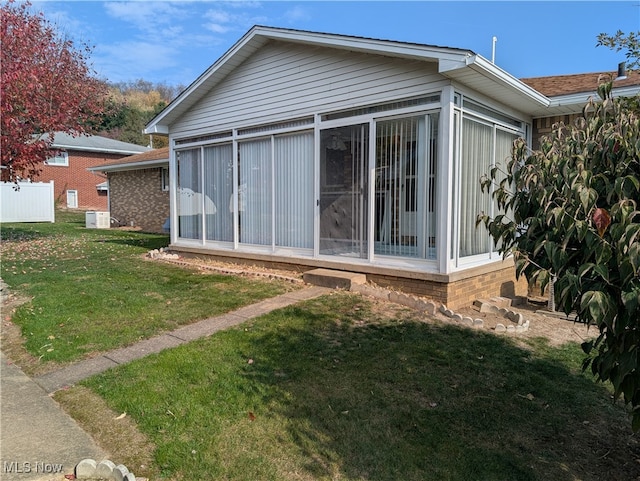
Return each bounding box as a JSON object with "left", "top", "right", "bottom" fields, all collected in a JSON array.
[
  {"left": 88, "top": 147, "right": 170, "bottom": 233},
  {"left": 33, "top": 132, "right": 150, "bottom": 210}
]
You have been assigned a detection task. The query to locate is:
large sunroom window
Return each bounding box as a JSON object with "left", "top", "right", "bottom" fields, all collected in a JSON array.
[
  {"left": 458, "top": 116, "right": 520, "bottom": 259},
  {"left": 374, "top": 113, "right": 438, "bottom": 259},
  {"left": 176, "top": 148, "right": 202, "bottom": 240},
  {"left": 177, "top": 131, "right": 314, "bottom": 250}
]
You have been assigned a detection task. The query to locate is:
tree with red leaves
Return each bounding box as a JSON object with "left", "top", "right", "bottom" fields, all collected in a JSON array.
[{"left": 1, "top": 1, "right": 108, "bottom": 183}]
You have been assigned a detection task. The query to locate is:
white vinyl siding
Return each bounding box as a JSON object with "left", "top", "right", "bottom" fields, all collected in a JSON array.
[{"left": 172, "top": 41, "right": 443, "bottom": 137}]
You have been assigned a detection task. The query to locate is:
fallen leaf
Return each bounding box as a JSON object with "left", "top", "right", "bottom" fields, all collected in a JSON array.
[
  {"left": 247, "top": 358, "right": 254, "bottom": 365},
  {"left": 65, "top": 474, "right": 76, "bottom": 480},
  {"left": 248, "top": 412, "right": 256, "bottom": 421},
  {"left": 526, "top": 393, "right": 535, "bottom": 401},
  {"left": 115, "top": 412, "right": 127, "bottom": 420}
]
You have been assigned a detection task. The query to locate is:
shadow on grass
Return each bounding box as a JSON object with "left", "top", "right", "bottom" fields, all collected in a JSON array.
[
  {"left": 94, "top": 234, "right": 169, "bottom": 251},
  {"left": 83, "top": 295, "right": 639, "bottom": 481},
  {"left": 238, "top": 300, "right": 638, "bottom": 481}
]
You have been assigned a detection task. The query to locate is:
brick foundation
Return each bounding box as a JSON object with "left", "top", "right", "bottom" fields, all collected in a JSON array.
[{"left": 171, "top": 246, "right": 528, "bottom": 310}]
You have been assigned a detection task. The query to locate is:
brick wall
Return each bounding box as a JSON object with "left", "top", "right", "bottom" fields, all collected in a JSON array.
[
  {"left": 367, "top": 264, "right": 528, "bottom": 310},
  {"left": 34, "top": 151, "right": 125, "bottom": 211},
  {"left": 108, "top": 168, "right": 169, "bottom": 233},
  {"left": 532, "top": 113, "right": 581, "bottom": 150}
]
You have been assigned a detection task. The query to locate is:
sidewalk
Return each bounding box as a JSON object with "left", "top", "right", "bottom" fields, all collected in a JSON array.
[{"left": 1, "top": 285, "right": 330, "bottom": 480}]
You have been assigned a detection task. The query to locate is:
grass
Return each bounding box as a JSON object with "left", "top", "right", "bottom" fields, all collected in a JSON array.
[
  {"left": 0, "top": 211, "right": 297, "bottom": 369},
  {"left": 77, "top": 293, "right": 639, "bottom": 481},
  {"left": 4, "top": 211, "right": 639, "bottom": 480}
]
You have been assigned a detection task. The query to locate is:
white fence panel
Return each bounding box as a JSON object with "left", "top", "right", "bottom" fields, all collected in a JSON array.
[{"left": 0, "top": 181, "right": 55, "bottom": 223}]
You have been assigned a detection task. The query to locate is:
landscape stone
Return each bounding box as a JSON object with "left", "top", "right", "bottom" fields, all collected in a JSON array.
[
  {"left": 498, "top": 307, "right": 509, "bottom": 316},
  {"left": 444, "top": 309, "right": 455, "bottom": 317},
  {"left": 479, "top": 303, "right": 499, "bottom": 314},
  {"left": 461, "top": 317, "right": 473, "bottom": 326},
  {"left": 453, "top": 313, "right": 463, "bottom": 322},
  {"left": 439, "top": 304, "right": 447, "bottom": 314},
  {"left": 96, "top": 460, "right": 116, "bottom": 479},
  {"left": 75, "top": 459, "right": 97, "bottom": 479},
  {"left": 473, "top": 318, "right": 484, "bottom": 328},
  {"left": 495, "top": 323, "right": 507, "bottom": 332},
  {"left": 516, "top": 325, "right": 525, "bottom": 332},
  {"left": 516, "top": 313, "right": 525, "bottom": 325},
  {"left": 112, "top": 464, "right": 130, "bottom": 481},
  {"left": 507, "top": 325, "right": 516, "bottom": 332},
  {"left": 124, "top": 473, "right": 136, "bottom": 481}
]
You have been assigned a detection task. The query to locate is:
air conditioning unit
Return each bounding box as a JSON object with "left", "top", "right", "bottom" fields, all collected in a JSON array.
[{"left": 86, "top": 211, "right": 110, "bottom": 229}]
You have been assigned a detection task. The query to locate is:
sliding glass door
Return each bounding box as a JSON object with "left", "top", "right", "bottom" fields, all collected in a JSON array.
[{"left": 320, "top": 124, "right": 369, "bottom": 258}]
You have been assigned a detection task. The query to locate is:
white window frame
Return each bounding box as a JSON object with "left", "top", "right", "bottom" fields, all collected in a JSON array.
[
  {"left": 161, "top": 167, "right": 169, "bottom": 191},
  {"left": 46, "top": 151, "right": 69, "bottom": 166}
]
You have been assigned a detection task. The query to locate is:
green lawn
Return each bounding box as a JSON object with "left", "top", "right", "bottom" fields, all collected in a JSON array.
[
  {"left": 80, "top": 294, "right": 638, "bottom": 481},
  {"left": 3, "top": 212, "right": 638, "bottom": 480},
  {"left": 0, "top": 211, "right": 297, "bottom": 368}
]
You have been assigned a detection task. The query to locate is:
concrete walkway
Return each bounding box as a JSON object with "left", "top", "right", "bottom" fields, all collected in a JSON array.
[{"left": 1, "top": 285, "right": 330, "bottom": 479}]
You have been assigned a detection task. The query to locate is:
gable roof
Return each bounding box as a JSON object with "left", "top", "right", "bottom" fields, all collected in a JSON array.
[
  {"left": 145, "top": 26, "right": 549, "bottom": 134},
  {"left": 45, "top": 132, "right": 151, "bottom": 155},
  {"left": 87, "top": 146, "right": 169, "bottom": 173}
]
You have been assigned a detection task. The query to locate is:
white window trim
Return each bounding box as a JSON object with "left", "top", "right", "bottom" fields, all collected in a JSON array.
[{"left": 46, "top": 151, "right": 69, "bottom": 166}]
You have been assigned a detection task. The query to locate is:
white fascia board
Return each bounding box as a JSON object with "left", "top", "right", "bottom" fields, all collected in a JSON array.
[
  {"left": 549, "top": 85, "right": 640, "bottom": 107},
  {"left": 87, "top": 158, "right": 168, "bottom": 173},
  {"left": 441, "top": 54, "right": 550, "bottom": 108},
  {"left": 53, "top": 144, "right": 148, "bottom": 155}
]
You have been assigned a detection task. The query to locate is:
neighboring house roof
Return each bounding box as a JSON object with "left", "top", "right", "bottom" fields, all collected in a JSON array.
[
  {"left": 145, "top": 25, "right": 549, "bottom": 134},
  {"left": 87, "top": 146, "right": 169, "bottom": 173},
  {"left": 43, "top": 131, "right": 151, "bottom": 155},
  {"left": 521, "top": 70, "right": 640, "bottom": 117}
]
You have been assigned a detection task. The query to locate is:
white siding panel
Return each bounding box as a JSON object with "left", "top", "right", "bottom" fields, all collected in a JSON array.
[{"left": 172, "top": 41, "right": 444, "bottom": 136}]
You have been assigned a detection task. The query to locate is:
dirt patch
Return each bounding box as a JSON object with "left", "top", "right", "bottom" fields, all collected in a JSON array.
[{"left": 53, "top": 386, "right": 157, "bottom": 480}]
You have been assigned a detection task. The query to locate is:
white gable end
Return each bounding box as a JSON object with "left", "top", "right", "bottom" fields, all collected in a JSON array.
[{"left": 171, "top": 40, "right": 444, "bottom": 137}]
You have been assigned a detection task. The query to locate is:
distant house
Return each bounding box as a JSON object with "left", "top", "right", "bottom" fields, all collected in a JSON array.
[
  {"left": 33, "top": 132, "right": 150, "bottom": 210},
  {"left": 143, "top": 26, "right": 640, "bottom": 309},
  {"left": 88, "top": 147, "right": 170, "bottom": 233}
]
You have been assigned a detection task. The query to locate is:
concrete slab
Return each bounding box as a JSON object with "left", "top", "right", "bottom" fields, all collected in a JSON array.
[
  {"left": 1, "top": 353, "right": 106, "bottom": 481},
  {"left": 303, "top": 269, "right": 367, "bottom": 290},
  {"left": 170, "top": 313, "right": 246, "bottom": 341},
  {"left": 104, "top": 334, "right": 185, "bottom": 364},
  {"left": 34, "top": 356, "right": 119, "bottom": 394}
]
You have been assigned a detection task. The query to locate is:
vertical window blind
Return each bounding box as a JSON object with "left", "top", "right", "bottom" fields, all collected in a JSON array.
[
  {"left": 274, "top": 132, "right": 314, "bottom": 248},
  {"left": 176, "top": 148, "right": 202, "bottom": 240},
  {"left": 204, "top": 143, "right": 233, "bottom": 242}
]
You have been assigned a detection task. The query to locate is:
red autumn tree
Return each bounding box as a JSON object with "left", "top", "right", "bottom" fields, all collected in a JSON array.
[{"left": 1, "top": 0, "right": 108, "bottom": 183}]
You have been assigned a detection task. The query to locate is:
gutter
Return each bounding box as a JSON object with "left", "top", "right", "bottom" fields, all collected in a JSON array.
[{"left": 87, "top": 158, "right": 169, "bottom": 173}]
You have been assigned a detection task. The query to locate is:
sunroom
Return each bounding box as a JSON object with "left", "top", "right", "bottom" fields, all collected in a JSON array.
[{"left": 145, "top": 26, "right": 549, "bottom": 308}]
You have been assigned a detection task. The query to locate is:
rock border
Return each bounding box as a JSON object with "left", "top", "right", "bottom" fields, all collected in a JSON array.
[
  {"left": 351, "top": 284, "right": 530, "bottom": 334},
  {"left": 75, "top": 459, "right": 144, "bottom": 481}
]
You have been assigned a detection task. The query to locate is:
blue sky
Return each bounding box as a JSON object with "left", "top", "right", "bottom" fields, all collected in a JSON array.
[{"left": 32, "top": 1, "right": 640, "bottom": 87}]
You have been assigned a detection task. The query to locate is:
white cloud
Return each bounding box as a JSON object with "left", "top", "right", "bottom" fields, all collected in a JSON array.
[
  {"left": 103, "top": 1, "right": 188, "bottom": 33},
  {"left": 283, "top": 5, "right": 310, "bottom": 23},
  {"left": 92, "top": 40, "right": 180, "bottom": 83},
  {"left": 202, "top": 4, "right": 268, "bottom": 35}
]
